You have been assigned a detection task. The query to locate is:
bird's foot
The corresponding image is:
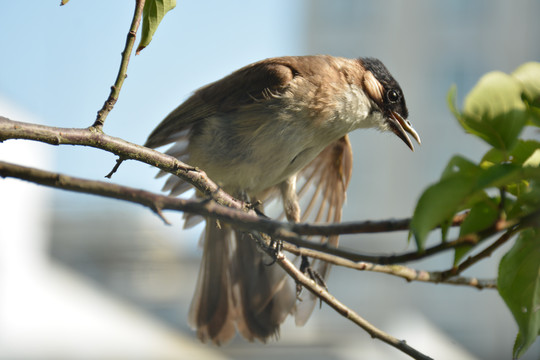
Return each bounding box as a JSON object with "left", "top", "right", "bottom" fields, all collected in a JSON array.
[
  {"left": 296, "top": 256, "right": 327, "bottom": 299},
  {"left": 250, "top": 232, "right": 283, "bottom": 266},
  {"left": 263, "top": 236, "right": 283, "bottom": 266}
]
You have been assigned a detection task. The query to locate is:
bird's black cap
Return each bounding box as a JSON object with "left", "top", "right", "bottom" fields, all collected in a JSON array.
[{"left": 359, "top": 57, "right": 408, "bottom": 119}]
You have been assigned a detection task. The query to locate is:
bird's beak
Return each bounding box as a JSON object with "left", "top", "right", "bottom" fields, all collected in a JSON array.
[{"left": 388, "top": 111, "right": 421, "bottom": 151}]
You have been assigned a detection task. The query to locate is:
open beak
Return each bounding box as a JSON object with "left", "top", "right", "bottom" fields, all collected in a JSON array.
[{"left": 388, "top": 111, "right": 421, "bottom": 151}]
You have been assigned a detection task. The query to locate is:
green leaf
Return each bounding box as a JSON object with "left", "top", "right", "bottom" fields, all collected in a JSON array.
[
  {"left": 511, "top": 140, "right": 540, "bottom": 165},
  {"left": 459, "top": 199, "right": 499, "bottom": 237},
  {"left": 439, "top": 217, "right": 452, "bottom": 243},
  {"left": 447, "top": 85, "right": 459, "bottom": 118},
  {"left": 513, "top": 62, "right": 540, "bottom": 127},
  {"left": 447, "top": 85, "right": 482, "bottom": 137},
  {"left": 476, "top": 163, "right": 522, "bottom": 190},
  {"left": 524, "top": 149, "right": 540, "bottom": 168},
  {"left": 137, "top": 0, "right": 176, "bottom": 54},
  {"left": 498, "top": 229, "right": 540, "bottom": 359},
  {"left": 411, "top": 160, "right": 534, "bottom": 250},
  {"left": 481, "top": 148, "right": 506, "bottom": 168},
  {"left": 411, "top": 156, "right": 492, "bottom": 250},
  {"left": 527, "top": 107, "right": 540, "bottom": 127},
  {"left": 512, "top": 62, "right": 540, "bottom": 108},
  {"left": 481, "top": 140, "right": 540, "bottom": 179},
  {"left": 411, "top": 173, "right": 477, "bottom": 250},
  {"left": 441, "top": 155, "right": 480, "bottom": 180},
  {"left": 507, "top": 164, "right": 540, "bottom": 220},
  {"left": 454, "top": 199, "right": 498, "bottom": 265},
  {"left": 462, "top": 71, "right": 528, "bottom": 151}
]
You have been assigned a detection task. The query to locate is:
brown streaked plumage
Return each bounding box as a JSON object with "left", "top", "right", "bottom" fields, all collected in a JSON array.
[{"left": 145, "top": 55, "right": 420, "bottom": 344}]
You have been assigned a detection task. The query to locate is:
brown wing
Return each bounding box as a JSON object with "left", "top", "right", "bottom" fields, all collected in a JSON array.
[
  {"left": 293, "top": 135, "right": 353, "bottom": 325},
  {"left": 297, "top": 135, "right": 353, "bottom": 225},
  {"left": 144, "top": 59, "right": 298, "bottom": 149},
  {"left": 145, "top": 58, "right": 300, "bottom": 197}
]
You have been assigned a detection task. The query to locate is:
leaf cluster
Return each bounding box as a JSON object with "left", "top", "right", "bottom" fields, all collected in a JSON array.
[{"left": 411, "top": 62, "right": 540, "bottom": 358}]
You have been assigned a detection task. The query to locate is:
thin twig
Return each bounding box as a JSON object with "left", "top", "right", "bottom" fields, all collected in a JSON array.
[
  {"left": 290, "top": 212, "right": 467, "bottom": 236},
  {"left": 272, "top": 248, "right": 433, "bottom": 360},
  {"left": 281, "top": 242, "right": 497, "bottom": 289},
  {"left": 92, "top": 0, "right": 146, "bottom": 129},
  {"left": 439, "top": 225, "right": 519, "bottom": 280},
  {"left": 272, "top": 230, "right": 481, "bottom": 265},
  {"left": 438, "top": 209, "right": 540, "bottom": 281},
  {"left": 105, "top": 157, "right": 125, "bottom": 178}
]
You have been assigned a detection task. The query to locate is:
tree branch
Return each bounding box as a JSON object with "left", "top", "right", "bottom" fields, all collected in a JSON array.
[
  {"left": 440, "top": 225, "right": 518, "bottom": 280},
  {"left": 437, "top": 210, "right": 540, "bottom": 280},
  {"left": 93, "top": 0, "right": 146, "bottom": 129},
  {"left": 0, "top": 159, "right": 509, "bottom": 280},
  {"left": 281, "top": 242, "right": 497, "bottom": 289},
  {"left": 0, "top": 116, "right": 244, "bottom": 210},
  {"left": 0, "top": 159, "right": 254, "bottom": 226},
  {"left": 272, "top": 248, "right": 434, "bottom": 360},
  {"left": 290, "top": 212, "right": 468, "bottom": 236}
]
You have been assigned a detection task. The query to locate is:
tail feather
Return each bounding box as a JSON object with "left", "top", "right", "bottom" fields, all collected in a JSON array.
[
  {"left": 188, "top": 220, "right": 236, "bottom": 345},
  {"left": 232, "top": 231, "right": 295, "bottom": 342},
  {"left": 189, "top": 220, "right": 296, "bottom": 344}
]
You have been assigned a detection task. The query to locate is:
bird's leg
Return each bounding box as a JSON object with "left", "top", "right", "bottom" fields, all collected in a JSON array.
[
  {"left": 280, "top": 177, "right": 327, "bottom": 295},
  {"left": 251, "top": 232, "right": 282, "bottom": 266},
  {"left": 246, "top": 192, "right": 286, "bottom": 261},
  {"left": 236, "top": 192, "right": 281, "bottom": 263},
  {"left": 247, "top": 199, "right": 267, "bottom": 218},
  {"left": 258, "top": 176, "right": 300, "bottom": 262},
  {"left": 299, "top": 255, "right": 327, "bottom": 288},
  {"left": 280, "top": 176, "right": 301, "bottom": 223},
  {"left": 297, "top": 254, "right": 326, "bottom": 307}
]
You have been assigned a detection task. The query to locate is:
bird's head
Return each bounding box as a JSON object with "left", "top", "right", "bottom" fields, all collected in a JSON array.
[{"left": 359, "top": 57, "right": 421, "bottom": 151}]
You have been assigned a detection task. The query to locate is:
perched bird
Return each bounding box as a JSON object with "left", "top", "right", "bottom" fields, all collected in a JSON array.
[{"left": 145, "top": 55, "right": 420, "bottom": 344}]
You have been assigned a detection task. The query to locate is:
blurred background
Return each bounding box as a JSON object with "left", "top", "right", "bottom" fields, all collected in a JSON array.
[{"left": 1, "top": 1, "right": 540, "bottom": 359}]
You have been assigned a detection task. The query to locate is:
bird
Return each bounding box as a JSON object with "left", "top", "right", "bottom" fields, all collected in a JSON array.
[{"left": 144, "top": 55, "right": 420, "bottom": 344}]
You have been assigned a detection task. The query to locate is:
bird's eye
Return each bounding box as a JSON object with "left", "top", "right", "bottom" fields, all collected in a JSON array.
[{"left": 387, "top": 90, "right": 399, "bottom": 103}]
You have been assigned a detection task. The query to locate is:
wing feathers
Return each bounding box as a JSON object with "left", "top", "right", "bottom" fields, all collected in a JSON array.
[
  {"left": 293, "top": 135, "right": 353, "bottom": 326},
  {"left": 144, "top": 59, "right": 296, "bottom": 149}
]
